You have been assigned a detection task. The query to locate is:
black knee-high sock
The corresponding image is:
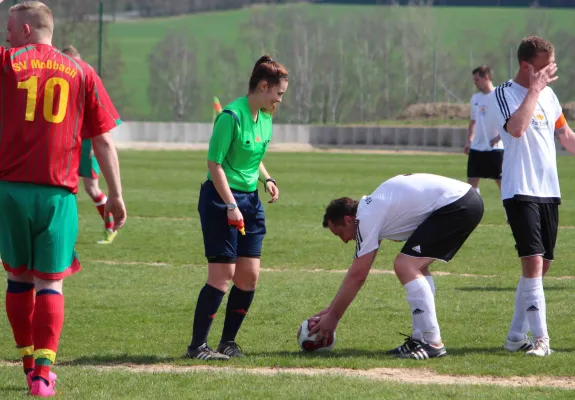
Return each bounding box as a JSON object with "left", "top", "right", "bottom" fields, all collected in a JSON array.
[
  {"left": 220, "top": 286, "right": 255, "bottom": 344},
  {"left": 190, "top": 284, "right": 225, "bottom": 349}
]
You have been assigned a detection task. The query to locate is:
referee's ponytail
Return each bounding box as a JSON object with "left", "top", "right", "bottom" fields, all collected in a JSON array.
[{"left": 248, "top": 55, "right": 288, "bottom": 93}]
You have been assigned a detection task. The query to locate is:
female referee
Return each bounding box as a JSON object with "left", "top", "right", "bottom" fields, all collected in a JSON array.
[{"left": 187, "top": 55, "right": 289, "bottom": 360}]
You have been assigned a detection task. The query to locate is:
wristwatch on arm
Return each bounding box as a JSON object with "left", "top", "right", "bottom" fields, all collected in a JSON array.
[
  {"left": 226, "top": 203, "right": 237, "bottom": 211},
  {"left": 264, "top": 178, "right": 276, "bottom": 193}
]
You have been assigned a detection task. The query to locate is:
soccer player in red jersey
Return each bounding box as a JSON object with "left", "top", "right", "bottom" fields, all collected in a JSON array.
[
  {"left": 0, "top": 2, "right": 126, "bottom": 396},
  {"left": 61, "top": 45, "right": 117, "bottom": 244}
]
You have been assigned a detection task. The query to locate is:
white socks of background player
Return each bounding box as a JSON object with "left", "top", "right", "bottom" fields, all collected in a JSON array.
[
  {"left": 405, "top": 277, "right": 441, "bottom": 345},
  {"left": 523, "top": 277, "right": 548, "bottom": 340},
  {"left": 508, "top": 276, "right": 530, "bottom": 341}
]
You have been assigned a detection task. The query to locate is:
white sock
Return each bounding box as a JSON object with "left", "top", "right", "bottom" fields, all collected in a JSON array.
[
  {"left": 425, "top": 275, "right": 435, "bottom": 295},
  {"left": 523, "top": 277, "right": 548, "bottom": 340},
  {"left": 508, "top": 276, "right": 530, "bottom": 341},
  {"left": 404, "top": 277, "right": 441, "bottom": 345},
  {"left": 412, "top": 276, "right": 436, "bottom": 340}
]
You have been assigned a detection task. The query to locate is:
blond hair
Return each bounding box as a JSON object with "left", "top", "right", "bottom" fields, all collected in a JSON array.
[
  {"left": 10, "top": 1, "right": 54, "bottom": 36},
  {"left": 62, "top": 45, "right": 81, "bottom": 59}
]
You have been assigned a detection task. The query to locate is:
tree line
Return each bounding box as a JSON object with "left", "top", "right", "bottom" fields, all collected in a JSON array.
[
  {"left": 1, "top": 1, "right": 574, "bottom": 124},
  {"left": 146, "top": 5, "right": 575, "bottom": 124},
  {"left": 316, "top": 0, "right": 575, "bottom": 6},
  {"left": 111, "top": 0, "right": 575, "bottom": 16},
  {"left": 111, "top": 0, "right": 310, "bottom": 17}
]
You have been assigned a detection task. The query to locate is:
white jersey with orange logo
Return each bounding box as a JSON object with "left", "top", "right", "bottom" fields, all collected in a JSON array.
[{"left": 486, "top": 80, "right": 566, "bottom": 203}]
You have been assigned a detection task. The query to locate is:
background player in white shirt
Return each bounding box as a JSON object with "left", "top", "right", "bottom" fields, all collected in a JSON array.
[
  {"left": 486, "top": 36, "right": 575, "bottom": 357},
  {"left": 464, "top": 66, "right": 504, "bottom": 195},
  {"left": 308, "top": 174, "right": 484, "bottom": 360}
]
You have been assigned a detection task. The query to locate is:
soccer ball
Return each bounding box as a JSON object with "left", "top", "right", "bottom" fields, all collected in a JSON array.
[{"left": 297, "top": 318, "right": 336, "bottom": 352}]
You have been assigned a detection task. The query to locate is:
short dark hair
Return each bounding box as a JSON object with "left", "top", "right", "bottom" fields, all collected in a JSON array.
[
  {"left": 517, "top": 36, "right": 554, "bottom": 63},
  {"left": 61, "top": 44, "right": 80, "bottom": 58},
  {"left": 472, "top": 65, "right": 493, "bottom": 80},
  {"left": 322, "top": 197, "right": 359, "bottom": 228}
]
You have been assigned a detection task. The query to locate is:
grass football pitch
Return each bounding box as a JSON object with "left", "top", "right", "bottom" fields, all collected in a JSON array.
[{"left": 1, "top": 150, "right": 575, "bottom": 399}]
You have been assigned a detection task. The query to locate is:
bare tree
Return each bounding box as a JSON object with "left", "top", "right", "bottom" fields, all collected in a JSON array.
[
  {"left": 50, "top": 1, "right": 102, "bottom": 52},
  {"left": 204, "top": 40, "right": 247, "bottom": 108},
  {"left": 347, "top": 14, "right": 389, "bottom": 122},
  {"left": 109, "top": 0, "right": 575, "bottom": 123},
  {"left": 398, "top": 1, "right": 437, "bottom": 106},
  {"left": 322, "top": 29, "right": 349, "bottom": 124},
  {"left": 148, "top": 29, "right": 200, "bottom": 121},
  {"left": 239, "top": 6, "right": 317, "bottom": 123},
  {"left": 276, "top": 8, "right": 319, "bottom": 123},
  {"left": 239, "top": 7, "right": 280, "bottom": 68},
  {"left": 97, "top": 42, "right": 133, "bottom": 119}
]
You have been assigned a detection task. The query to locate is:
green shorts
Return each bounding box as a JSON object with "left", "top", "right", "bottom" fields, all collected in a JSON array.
[
  {"left": 79, "top": 139, "right": 100, "bottom": 179},
  {"left": 0, "top": 181, "right": 81, "bottom": 280}
]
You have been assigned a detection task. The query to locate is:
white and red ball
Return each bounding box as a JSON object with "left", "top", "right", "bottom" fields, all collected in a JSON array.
[{"left": 297, "top": 318, "right": 336, "bottom": 352}]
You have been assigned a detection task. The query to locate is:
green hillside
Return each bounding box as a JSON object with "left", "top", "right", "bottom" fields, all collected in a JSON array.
[{"left": 108, "top": 4, "right": 575, "bottom": 120}]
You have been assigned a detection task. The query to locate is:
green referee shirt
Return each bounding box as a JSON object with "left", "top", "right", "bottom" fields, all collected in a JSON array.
[{"left": 207, "top": 96, "right": 272, "bottom": 192}]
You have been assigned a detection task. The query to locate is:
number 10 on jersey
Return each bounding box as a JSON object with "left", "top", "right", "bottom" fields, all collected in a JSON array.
[{"left": 17, "top": 76, "right": 70, "bottom": 123}]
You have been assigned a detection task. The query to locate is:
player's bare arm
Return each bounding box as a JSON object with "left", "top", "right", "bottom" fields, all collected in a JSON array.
[
  {"left": 555, "top": 123, "right": 575, "bottom": 155},
  {"left": 309, "top": 249, "right": 378, "bottom": 345},
  {"left": 464, "top": 120, "right": 475, "bottom": 154},
  {"left": 490, "top": 134, "right": 501, "bottom": 147},
  {"left": 92, "top": 133, "right": 121, "bottom": 197},
  {"left": 506, "top": 63, "right": 557, "bottom": 137},
  {"left": 259, "top": 161, "right": 278, "bottom": 203},
  {"left": 92, "top": 133, "right": 127, "bottom": 229}
]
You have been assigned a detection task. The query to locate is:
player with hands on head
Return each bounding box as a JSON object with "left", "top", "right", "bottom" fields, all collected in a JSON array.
[{"left": 485, "top": 36, "right": 575, "bottom": 357}]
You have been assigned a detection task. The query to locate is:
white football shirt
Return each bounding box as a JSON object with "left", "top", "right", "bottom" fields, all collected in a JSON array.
[
  {"left": 486, "top": 80, "right": 563, "bottom": 202},
  {"left": 470, "top": 91, "right": 504, "bottom": 151},
  {"left": 354, "top": 174, "right": 471, "bottom": 258}
]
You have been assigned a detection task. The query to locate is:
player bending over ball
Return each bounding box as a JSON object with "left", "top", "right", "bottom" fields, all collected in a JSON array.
[
  {"left": 186, "top": 55, "right": 287, "bottom": 360},
  {"left": 0, "top": 2, "right": 126, "bottom": 396},
  {"left": 61, "top": 45, "right": 117, "bottom": 245},
  {"left": 310, "top": 173, "right": 484, "bottom": 360}
]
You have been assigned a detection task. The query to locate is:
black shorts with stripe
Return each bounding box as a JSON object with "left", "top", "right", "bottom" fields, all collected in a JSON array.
[
  {"left": 467, "top": 149, "right": 503, "bottom": 180},
  {"left": 401, "top": 189, "right": 484, "bottom": 262},
  {"left": 504, "top": 198, "right": 559, "bottom": 260}
]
